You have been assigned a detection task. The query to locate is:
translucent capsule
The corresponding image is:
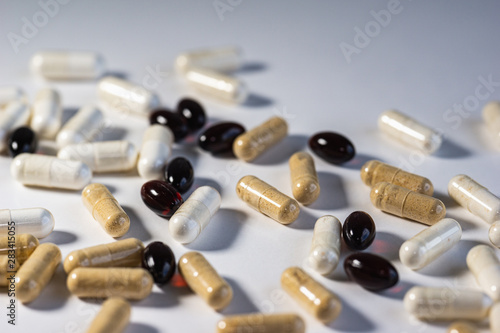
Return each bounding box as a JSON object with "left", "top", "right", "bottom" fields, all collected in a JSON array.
[
  {"left": 178, "top": 252, "right": 233, "bottom": 310},
  {"left": 175, "top": 46, "right": 242, "bottom": 73},
  {"left": 216, "top": 313, "right": 305, "bottom": 333},
  {"left": 56, "top": 105, "right": 104, "bottom": 148},
  {"left": 236, "top": 175, "right": 300, "bottom": 225},
  {"left": 67, "top": 267, "right": 153, "bottom": 300},
  {"left": 404, "top": 287, "right": 492, "bottom": 320},
  {"left": 82, "top": 183, "right": 130, "bottom": 238},
  {"left": 400, "top": 218, "right": 462, "bottom": 270},
  {"left": 233, "top": 117, "right": 288, "bottom": 162},
  {"left": 0, "top": 87, "right": 25, "bottom": 107},
  {"left": 169, "top": 186, "right": 221, "bottom": 244},
  {"left": 448, "top": 175, "right": 500, "bottom": 224},
  {"left": 30, "top": 88, "right": 62, "bottom": 139},
  {"left": 466, "top": 245, "right": 500, "bottom": 301},
  {"left": 308, "top": 216, "right": 341, "bottom": 275},
  {"left": 0, "top": 256, "right": 17, "bottom": 287},
  {"left": 491, "top": 302, "right": 500, "bottom": 333},
  {"left": 289, "top": 152, "right": 320, "bottom": 205},
  {"left": 30, "top": 50, "right": 105, "bottom": 80},
  {"left": 15, "top": 243, "right": 61, "bottom": 303},
  {"left": 0, "top": 234, "right": 39, "bottom": 264},
  {"left": 370, "top": 182, "right": 446, "bottom": 225},
  {"left": 86, "top": 297, "right": 131, "bottom": 333},
  {"left": 447, "top": 322, "right": 478, "bottom": 333},
  {"left": 482, "top": 101, "right": 500, "bottom": 146},
  {"left": 490, "top": 221, "right": 500, "bottom": 248},
  {"left": 0, "top": 101, "right": 31, "bottom": 152},
  {"left": 378, "top": 110, "right": 442, "bottom": 154},
  {"left": 137, "top": 125, "right": 173, "bottom": 180},
  {"left": 0, "top": 208, "right": 54, "bottom": 239}
]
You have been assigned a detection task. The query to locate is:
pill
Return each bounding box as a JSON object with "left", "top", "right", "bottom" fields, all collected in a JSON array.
[
  {"left": 137, "top": 125, "right": 174, "bottom": 180},
  {"left": 164, "top": 157, "right": 194, "bottom": 194},
  {"left": 177, "top": 98, "right": 206, "bottom": 131},
  {"left": 175, "top": 46, "right": 242, "bottom": 73},
  {"left": 15, "top": 243, "right": 61, "bottom": 303},
  {"left": 30, "top": 50, "right": 104, "bottom": 80},
  {"left": 344, "top": 253, "right": 398, "bottom": 291},
  {"left": 466, "top": 245, "right": 500, "bottom": 301},
  {"left": 360, "top": 160, "right": 434, "bottom": 195},
  {"left": 0, "top": 255, "right": 18, "bottom": 287},
  {"left": 8, "top": 126, "right": 38, "bottom": 157},
  {"left": 400, "top": 218, "right": 462, "bottom": 270},
  {"left": 149, "top": 108, "right": 189, "bottom": 141},
  {"left": 289, "top": 152, "right": 320, "bottom": 205},
  {"left": 281, "top": 267, "right": 342, "bottom": 323},
  {"left": 169, "top": 186, "right": 221, "bottom": 244},
  {"left": 482, "top": 101, "right": 500, "bottom": 146},
  {"left": 0, "top": 101, "right": 31, "bottom": 152},
  {"left": 404, "top": 286, "right": 492, "bottom": 320},
  {"left": 448, "top": 174, "right": 500, "bottom": 224},
  {"left": 63, "top": 238, "right": 144, "bottom": 273},
  {"left": 447, "top": 322, "right": 478, "bottom": 333},
  {"left": 0, "top": 234, "right": 39, "bottom": 264},
  {"left": 98, "top": 76, "right": 159, "bottom": 115},
  {"left": 178, "top": 251, "right": 233, "bottom": 310},
  {"left": 184, "top": 67, "right": 248, "bottom": 104},
  {"left": 82, "top": 183, "right": 130, "bottom": 238},
  {"left": 308, "top": 132, "right": 355, "bottom": 164},
  {"left": 233, "top": 116, "right": 288, "bottom": 162},
  {"left": 490, "top": 221, "right": 500, "bottom": 248},
  {"left": 85, "top": 297, "right": 130, "bottom": 333},
  {"left": 140, "top": 180, "right": 183, "bottom": 218},
  {"left": 30, "top": 88, "right": 62, "bottom": 139},
  {"left": 0, "top": 87, "right": 25, "bottom": 107},
  {"left": 216, "top": 313, "right": 305, "bottom": 333},
  {"left": 142, "top": 241, "right": 176, "bottom": 284},
  {"left": 308, "top": 215, "right": 341, "bottom": 275},
  {"left": 198, "top": 122, "right": 245, "bottom": 155},
  {"left": 342, "top": 211, "right": 376, "bottom": 251},
  {"left": 378, "top": 110, "right": 442, "bottom": 154},
  {"left": 491, "top": 302, "right": 500, "bottom": 333},
  {"left": 67, "top": 267, "right": 153, "bottom": 300},
  {"left": 370, "top": 182, "right": 446, "bottom": 225},
  {"left": 236, "top": 175, "right": 300, "bottom": 225},
  {"left": 56, "top": 105, "right": 104, "bottom": 148},
  {"left": 0, "top": 208, "right": 54, "bottom": 239},
  {"left": 58, "top": 140, "right": 138, "bottom": 173}
]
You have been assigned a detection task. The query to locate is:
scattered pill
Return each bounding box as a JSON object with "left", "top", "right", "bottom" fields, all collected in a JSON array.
[
  {"left": 0, "top": 101, "right": 31, "bottom": 153},
  {"left": 85, "top": 297, "right": 131, "bottom": 333},
  {"left": 138, "top": 125, "right": 174, "bottom": 180},
  {"left": 8, "top": 126, "right": 38, "bottom": 157},
  {"left": 30, "top": 50, "right": 105, "bottom": 80},
  {"left": 142, "top": 241, "right": 176, "bottom": 284},
  {"left": 177, "top": 98, "right": 206, "bottom": 131},
  {"left": 176, "top": 46, "right": 242, "bottom": 73},
  {"left": 56, "top": 105, "right": 104, "bottom": 148},
  {"left": 308, "top": 215, "right": 341, "bottom": 275},
  {"left": 141, "top": 180, "right": 183, "bottom": 218},
  {"left": 491, "top": 302, "right": 500, "bottom": 333},
  {"left": 164, "top": 157, "right": 194, "bottom": 194},
  {"left": 0, "top": 256, "right": 17, "bottom": 287},
  {"left": 0, "top": 87, "right": 25, "bottom": 107},
  {"left": 447, "top": 321, "right": 478, "bottom": 333},
  {"left": 344, "top": 252, "right": 398, "bottom": 291},
  {"left": 289, "top": 152, "right": 320, "bottom": 205},
  {"left": 308, "top": 132, "right": 355, "bottom": 164},
  {"left": 198, "top": 122, "right": 245, "bottom": 155},
  {"left": 30, "top": 88, "right": 62, "bottom": 139},
  {"left": 466, "top": 245, "right": 500, "bottom": 301},
  {"left": 0, "top": 234, "right": 39, "bottom": 264},
  {"left": 490, "top": 221, "right": 500, "bottom": 248},
  {"left": 482, "top": 101, "right": 500, "bottom": 146},
  {"left": 342, "top": 211, "right": 376, "bottom": 251},
  {"left": 0, "top": 208, "right": 54, "bottom": 239},
  {"left": 216, "top": 313, "right": 305, "bottom": 333},
  {"left": 149, "top": 108, "right": 189, "bottom": 141}
]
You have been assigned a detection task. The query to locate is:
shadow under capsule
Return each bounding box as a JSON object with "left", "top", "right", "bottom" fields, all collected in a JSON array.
[
  {"left": 340, "top": 153, "right": 382, "bottom": 171},
  {"left": 434, "top": 137, "right": 471, "bottom": 159},
  {"left": 221, "top": 277, "right": 259, "bottom": 315},
  {"left": 251, "top": 134, "right": 308, "bottom": 166},
  {"left": 121, "top": 205, "right": 152, "bottom": 241},
  {"left": 328, "top": 297, "right": 375, "bottom": 332},
  {"left": 123, "top": 323, "right": 159, "bottom": 333},
  {"left": 242, "top": 93, "right": 274, "bottom": 108},
  {"left": 42, "top": 230, "right": 78, "bottom": 245},
  {"left": 308, "top": 171, "right": 348, "bottom": 211}
]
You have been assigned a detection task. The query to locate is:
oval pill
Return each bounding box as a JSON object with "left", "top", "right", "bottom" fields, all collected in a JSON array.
[
  {"left": 0, "top": 87, "right": 25, "bottom": 107},
  {"left": 140, "top": 180, "right": 183, "bottom": 218},
  {"left": 142, "top": 241, "right": 176, "bottom": 285},
  {"left": 176, "top": 46, "right": 242, "bottom": 73},
  {"left": 8, "top": 126, "right": 38, "bottom": 157},
  {"left": 308, "top": 215, "right": 341, "bottom": 275},
  {"left": 308, "top": 132, "right": 356, "bottom": 165},
  {"left": 86, "top": 297, "right": 130, "bottom": 333},
  {"left": 289, "top": 152, "right": 320, "bottom": 205},
  {"left": 164, "top": 157, "right": 194, "bottom": 194},
  {"left": 198, "top": 122, "right": 245, "bottom": 155},
  {"left": 344, "top": 253, "right": 398, "bottom": 291},
  {"left": 0, "top": 234, "right": 39, "bottom": 264},
  {"left": 342, "top": 211, "right": 376, "bottom": 251},
  {"left": 216, "top": 313, "right": 305, "bottom": 333},
  {"left": 0, "top": 208, "right": 54, "bottom": 239},
  {"left": 490, "top": 221, "right": 500, "bottom": 248},
  {"left": 31, "top": 88, "right": 62, "bottom": 139},
  {"left": 177, "top": 98, "right": 206, "bottom": 131},
  {"left": 30, "top": 50, "right": 105, "bottom": 80},
  {"left": 56, "top": 105, "right": 104, "bottom": 148},
  {"left": 466, "top": 245, "right": 500, "bottom": 301},
  {"left": 0, "top": 101, "right": 31, "bottom": 152},
  {"left": 149, "top": 109, "right": 189, "bottom": 141},
  {"left": 482, "top": 101, "right": 500, "bottom": 146},
  {"left": 137, "top": 125, "right": 173, "bottom": 180}
]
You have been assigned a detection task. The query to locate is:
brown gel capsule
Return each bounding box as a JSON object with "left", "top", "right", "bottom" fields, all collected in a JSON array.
[
  {"left": 86, "top": 297, "right": 131, "bottom": 333},
  {"left": 361, "top": 160, "right": 434, "bottom": 195},
  {"left": 370, "top": 182, "right": 446, "bottom": 225},
  {"left": 0, "top": 233, "right": 39, "bottom": 264},
  {"left": 233, "top": 116, "right": 287, "bottom": 162},
  {"left": 0, "top": 256, "right": 18, "bottom": 287},
  {"left": 15, "top": 243, "right": 61, "bottom": 303},
  {"left": 64, "top": 238, "right": 144, "bottom": 273},
  {"left": 236, "top": 175, "right": 300, "bottom": 225},
  {"left": 216, "top": 313, "right": 306, "bottom": 333},
  {"left": 289, "top": 152, "right": 320, "bottom": 205},
  {"left": 82, "top": 183, "right": 130, "bottom": 238},
  {"left": 178, "top": 252, "right": 233, "bottom": 310},
  {"left": 67, "top": 267, "right": 153, "bottom": 300},
  {"left": 281, "top": 267, "right": 342, "bottom": 323}
]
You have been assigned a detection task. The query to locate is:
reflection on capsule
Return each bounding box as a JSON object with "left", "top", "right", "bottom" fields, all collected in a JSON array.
[
  {"left": 308, "top": 216, "right": 341, "bottom": 275},
  {"left": 466, "top": 245, "right": 500, "bottom": 302}
]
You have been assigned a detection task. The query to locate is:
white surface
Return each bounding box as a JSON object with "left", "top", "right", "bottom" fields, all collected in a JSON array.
[{"left": 1, "top": 1, "right": 500, "bottom": 332}]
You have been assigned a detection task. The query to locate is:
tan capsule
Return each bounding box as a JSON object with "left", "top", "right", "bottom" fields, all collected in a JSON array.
[
  {"left": 67, "top": 267, "right": 153, "bottom": 300},
  {"left": 281, "top": 267, "right": 342, "bottom": 323},
  {"left": 360, "top": 160, "right": 434, "bottom": 195},
  {"left": 289, "top": 152, "right": 320, "bottom": 205},
  {"left": 64, "top": 238, "right": 144, "bottom": 273},
  {"left": 370, "top": 182, "right": 446, "bottom": 225},
  {"left": 491, "top": 302, "right": 500, "bottom": 333},
  {"left": 233, "top": 117, "right": 288, "bottom": 162},
  {"left": 178, "top": 252, "right": 233, "bottom": 310},
  {"left": 447, "top": 321, "right": 478, "bottom": 333},
  {"left": 82, "top": 183, "right": 130, "bottom": 237},
  {"left": 0, "top": 256, "right": 18, "bottom": 287},
  {"left": 216, "top": 313, "right": 305, "bottom": 333},
  {"left": 236, "top": 175, "right": 300, "bottom": 225},
  {"left": 15, "top": 243, "right": 61, "bottom": 303},
  {"left": 86, "top": 297, "right": 131, "bottom": 333},
  {"left": 0, "top": 234, "right": 39, "bottom": 264}
]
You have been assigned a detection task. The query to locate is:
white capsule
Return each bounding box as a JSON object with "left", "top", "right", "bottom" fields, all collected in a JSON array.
[
  {"left": 466, "top": 245, "right": 500, "bottom": 301},
  {"left": 378, "top": 110, "right": 442, "bottom": 154},
  {"left": 175, "top": 46, "right": 242, "bottom": 73},
  {"left": 137, "top": 125, "right": 174, "bottom": 180},
  {"left": 11, "top": 153, "right": 92, "bottom": 190},
  {"left": 30, "top": 88, "right": 62, "bottom": 139},
  {"left": 169, "top": 186, "right": 221, "bottom": 244},
  {"left": 404, "top": 286, "right": 492, "bottom": 321},
  {"left": 482, "top": 101, "right": 500, "bottom": 146},
  {"left": 448, "top": 175, "right": 500, "bottom": 224},
  {"left": 0, "top": 101, "right": 31, "bottom": 152},
  {"left": 0, "top": 208, "right": 54, "bottom": 238},
  {"left": 56, "top": 105, "right": 104, "bottom": 148},
  {"left": 491, "top": 302, "right": 500, "bottom": 333},
  {"left": 0, "top": 87, "right": 26, "bottom": 107},
  {"left": 30, "top": 50, "right": 105, "bottom": 80},
  {"left": 307, "top": 215, "right": 341, "bottom": 275},
  {"left": 490, "top": 221, "right": 500, "bottom": 248},
  {"left": 399, "top": 218, "right": 462, "bottom": 270}
]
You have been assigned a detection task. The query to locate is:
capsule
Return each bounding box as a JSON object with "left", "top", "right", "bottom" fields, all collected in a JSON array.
[
  {"left": 216, "top": 313, "right": 305, "bottom": 333},
  {"left": 0, "top": 87, "right": 25, "bottom": 107},
  {"left": 236, "top": 175, "right": 300, "bottom": 225},
  {"left": 56, "top": 105, "right": 104, "bottom": 148},
  {"left": 175, "top": 46, "right": 242, "bottom": 73},
  {"left": 360, "top": 160, "right": 434, "bottom": 195},
  {"left": 149, "top": 109, "right": 189, "bottom": 141},
  {"left": 15, "top": 243, "right": 61, "bottom": 303},
  {"left": 82, "top": 183, "right": 130, "bottom": 238},
  {"left": 308, "top": 216, "right": 341, "bottom": 275},
  {"left": 169, "top": 186, "right": 221, "bottom": 244},
  {"left": 137, "top": 125, "right": 173, "bottom": 179},
  {"left": 86, "top": 297, "right": 131, "bottom": 333},
  {"left": 58, "top": 140, "right": 138, "bottom": 173},
  {"left": 178, "top": 252, "right": 233, "bottom": 310},
  {"left": 447, "top": 322, "right": 478, "bottom": 333},
  {"left": 378, "top": 110, "right": 442, "bottom": 154},
  {"left": 308, "top": 132, "right": 356, "bottom": 165},
  {"left": 140, "top": 180, "right": 183, "bottom": 218},
  {"left": 448, "top": 175, "right": 500, "bottom": 224},
  {"left": 142, "top": 241, "right": 176, "bottom": 285},
  {"left": 482, "top": 101, "right": 500, "bottom": 146},
  {"left": 64, "top": 238, "right": 144, "bottom": 273},
  {"left": 370, "top": 182, "right": 446, "bottom": 225},
  {"left": 0, "top": 101, "right": 31, "bottom": 152},
  {"left": 404, "top": 286, "right": 492, "bottom": 320},
  {"left": 490, "top": 221, "right": 500, "bottom": 248},
  {"left": 30, "top": 50, "right": 105, "bottom": 80},
  {"left": 289, "top": 152, "right": 320, "bottom": 205},
  {"left": 67, "top": 267, "right": 153, "bottom": 300},
  {"left": 344, "top": 253, "right": 398, "bottom": 291},
  {"left": 30, "top": 88, "right": 62, "bottom": 139},
  {"left": 177, "top": 98, "right": 207, "bottom": 131},
  {"left": 0, "top": 234, "right": 39, "bottom": 264},
  {"left": 8, "top": 126, "right": 38, "bottom": 157},
  {"left": 164, "top": 157, "right": 194, "bottom": 194},
  {"left": 491, "top": 302, "right": 500, "bottom": 333},
  {"left": 233, "top": 117, "right": 287, "bottom": 162},
  {"left": 466, "top": 245, "right": 500, "bottom": 301},
  {"left": 342, "top": 211, "right": 376, "bottom": 251},
  {"left": 0, "top": 256, "right": 18, "bottom": 287},
  {"left": 198, "top": 122, "right": 245, "bottom": 155},
  {"left": 0, "top": 208, "right": 54, "bottom": 239}
]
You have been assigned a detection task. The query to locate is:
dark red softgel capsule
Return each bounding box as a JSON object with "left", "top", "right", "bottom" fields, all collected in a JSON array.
[
  {"left": 343, "top": 211, "right": 376, "bottom": 251},
  {"left": 142, "top": 241, "right": 176, "bottom": 285},
  {"left": 308, "top": 132, "right": 355, "bottom": 164},
  {"left": 344, "top": 252, "right": 398, "bottom": 291},
  {"left": 140, "top": 180, "right": 183, "bottom": 218},
  {"left": 177, "top": 98, "right": 206, "bottom": 131},
  {"left": 8, "top": 126, "right": 38, "bottom": 157},
  {"left": 198, "top": 122, "right": 245, "bottom": 155},
  {"left": 164, "top": 157, "right": 194, "bottom": 194},
  {"left": 149, "top": 108, "right": 189, "bottom": 141}
]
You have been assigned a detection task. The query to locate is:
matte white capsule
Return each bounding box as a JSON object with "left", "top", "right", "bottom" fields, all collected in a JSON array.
[
  {"left": 466, "top": 245, "right": 500, "bottom": 301},
  {"left": 400, "top": 218, "right": 462, "bottom": 270},
  {"left": 0, "top": 101, "right": 31, "bottom": 152},
  {"left": 308, "top": 215, "right": 341, "bottom": 275},
  {"left": 30, "top": 50, "right": 105, "bottom": 80},
  {"left": 175, "top": 46, "right": 242, "bottom": 73},
  {"left": 378, "top": 110, "right": 442, "bottom": 154},
  {"left": 482, "top": 101, "right": 500, "bottom": 146},
  {"left": 58, "top": 140, "right": 137, "bottom": 173},
  {"left": 491, "top": 302, "right": 500, "bottom": 333},
  {"left": 137, "top": 125, "right": 174, "bottom": 180},
  {"left": 0, "top": 208, "right": 54, "bottom": 238},
  {"left": 169, "top": 186, "right": 221, "bottom": 244},
  {"left": 31, "top": 88, "right": 63, "bottom": 139},
  {"left": 56, "top": 105, "right": 104, "bottom": 148},
  {"left": 490, "top": 221, "right": 500, "bottom": 248},
  {"left": 11, "top": 153, "right": 92, "bottom": 190},
  {"left": 0, "top": 87, "right": 25, "bottom": 107}
]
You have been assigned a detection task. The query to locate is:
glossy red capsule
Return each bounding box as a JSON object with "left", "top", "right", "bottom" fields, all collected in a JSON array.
[
  {"left": 343, "top": 211, "right": 376, "bottom": 251},
  {"left": 149, "top": 108, "right": 189, "bottom": 141},
  {"left": 177, "top": 98, "right": 206, "bottom": 131},
  {"left": 198, "top": 122, "right": 245, "bottom": 155},
  {"left": 140, "top": 180, "right": 183, "bottom": 218},
  {"left": 142, "top": 241, "right": 176, "bottom": 285},
  {"left": 344, "top": 252, "right": 398, "bottom": 291},
  {"left": 309, "top": 132, "right": 355, "bottom": 164},
  {"left": 8, "top": 126, "right": 38, "bottom": 157}
]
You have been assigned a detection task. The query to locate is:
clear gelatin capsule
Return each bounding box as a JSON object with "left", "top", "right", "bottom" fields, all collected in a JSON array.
[
  {"left": 308, "top": 216, "right": 341, "bottom": 275},
  {"left": 30, "top": 50, "right": 105, "bottom": 80},
  {"left": 0, "top": 256, "right": 17, "bottom": 287},
  {"left": 482, "top": 101, "right": 500, "bottom": 145},
  {"left": 175, "top": 46, "right": 242, "bottom": 73},
  {"left": 137, "top": 125, "right": 174, "bottom": 180},
  {"left": 216, "top": 313, "right": 305, "bottom": 333},
  {"left": 378, "top": 110, "right": 442, "bottom": 154},
  {"left": 490, "top": 221, "right": 500, "bottom": 248},
  {"left": 0, "top": 101, "right": 31, "bottom": 152},
  {"left": 289, "top": 152, "right": 320, "bottom": 205},
  {"left": 56, "top": 105, "right": 104, "bottom": 148},
  {"left": 0, "top": 234, "right": 39, "bottom": 263},
  {"left": 0, "top": 87, "right": 25, "bottom": 107},
  {"left": 466, "top": 245, "right": 500, "bottom": 301},
  {"left": 31, "top": 88, "right": 62, "bottom": 139},
  {"left": 491, "top": 302, "right": 500, "bottom": 333},
  {"left": 0, "top": 208, "right": 54, "bottom": 239},
  {"left": 86, "top": 297, "right": 131, "bottom": 333}
]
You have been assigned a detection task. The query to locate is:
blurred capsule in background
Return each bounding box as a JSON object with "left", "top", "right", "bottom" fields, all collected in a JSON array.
[
  {"left": 0, "top": 101, "right": 31, "bottom": 153},
  {"left": 482, "top": 101, "right": 500, "bottom": 146},
  {"left": 8, "top": 126, "right": 38, "bottom": 157},
  {"left": 177, "top": 98, "right": 206, "bottom": 131},
  {"left": 56, "top": 105, "right": 104, "bottom": 148},
  {"left": 175, "top": 46, "right": 242, "bottom": 73},
  {"left": 30, "top": 50, "right": 105, "bottom": 80},
  {"left": 0, "top": 87, "right": 26, "bottom": 108},
  {"left": 140, "top": 180, "right": 183, "bottom": 218},
  {"left": 308, "top": 131, "right": 355, "bottom": 164},
  {"left": 31, "top": 88, "right": 62, "bottom": 139},
  {"left": 149, "top": 108, "right": 189, "bottom": 141},
  {"left": 198, "top": 122, "right": 245, "bottom": 155},
  {"left": 164, "top": 157, "right": 194, "bottom": 194}
]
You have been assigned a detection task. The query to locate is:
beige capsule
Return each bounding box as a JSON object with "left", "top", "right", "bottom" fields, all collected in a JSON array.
[
  {"left": 289, "top": 152, "right": 320, "bottom": 205},
  {"left": 491, "top": 302, "right": 500, "bottom": 333},
  {"left": 178, "top": 252, "right": 233, "bottom": 310},
  {"left": 447, "top": 321, "right": 478, "bottom": 333},
  {"left": 216, "top": 313, "right": 305, "bottom": 333},
  {"left": 0, "top": 234, "right": 39, "bottom": 264},
  {"left": 86, "top": 297, "right": 131, "bottom": 333},
  {"left": 0, "top": 256, "right": 18, "bottom": 287}
]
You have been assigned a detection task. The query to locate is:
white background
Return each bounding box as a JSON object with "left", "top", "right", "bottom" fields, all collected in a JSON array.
[{"left": 1, "top": 1, "right": 500, "bottom": 332}]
